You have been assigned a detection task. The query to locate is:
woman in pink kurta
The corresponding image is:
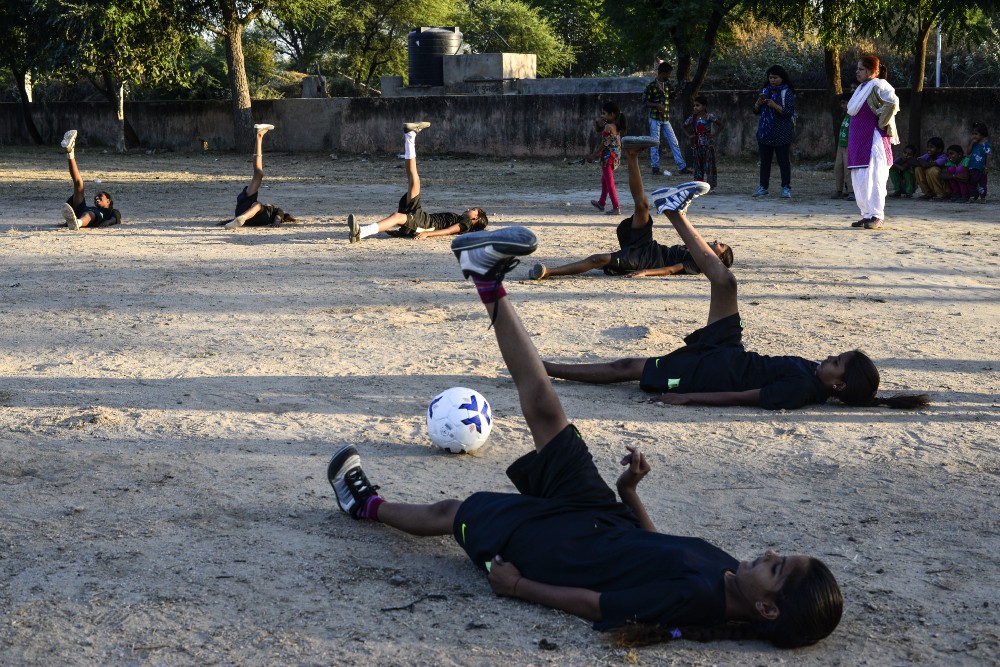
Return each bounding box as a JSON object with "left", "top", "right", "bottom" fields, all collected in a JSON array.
[{"left": 847, "top": 55, "right": 899, "bottom": 230}]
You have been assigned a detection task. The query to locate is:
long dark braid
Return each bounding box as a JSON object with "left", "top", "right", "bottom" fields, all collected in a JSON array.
[{"left": 614, "top": 557, "right": 843, "bottom": 648}]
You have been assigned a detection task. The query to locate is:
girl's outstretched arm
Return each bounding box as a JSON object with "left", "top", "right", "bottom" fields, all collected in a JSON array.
[
  {"left": 488, "top": 557, "right": 602, "bottom": 621},
  {"left": 650, "top": 389, "right": 761, "bottom": 407}
]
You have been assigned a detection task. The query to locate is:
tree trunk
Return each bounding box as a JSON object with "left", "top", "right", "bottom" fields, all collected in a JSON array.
[
  {"left": 824, "top": 47, "right": 842, "bottom": 152},
  {"left": 13, "top": 67, "right": 43, "bottom": 145},
  {"left": 909, "top": 20, "right": 935, "bottom": 148},
  {"left": 92, "top": 71, "right": 140, "bottom": 149},
  {"left": 104, "top": 72, "right": 127, "bottom": 153},
  {"left": 224, "top": 20, "right": 254, "bottom": 152}
]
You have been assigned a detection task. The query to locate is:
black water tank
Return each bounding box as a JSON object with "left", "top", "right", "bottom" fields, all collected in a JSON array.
[{"left": 408, "top": 27, "right": 463, "bottom": 86}]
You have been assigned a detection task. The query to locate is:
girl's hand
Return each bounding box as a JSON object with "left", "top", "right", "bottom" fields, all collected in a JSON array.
[
  {"left": 649, "top": 393, "right": 690, "bottom": 405},
  {"left": 487, "top": 556, "right": 523, "bottom": 597},
  {"left": 616, "top": 446, "right": 651, "bottom": 491}
]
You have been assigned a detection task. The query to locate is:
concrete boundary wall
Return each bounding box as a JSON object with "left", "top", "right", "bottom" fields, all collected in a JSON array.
[{"left": 2, "top": 88, "right": 997, "bottom": 160}]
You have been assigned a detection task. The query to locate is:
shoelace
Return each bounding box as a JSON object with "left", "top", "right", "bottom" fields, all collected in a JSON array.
[{"left": 344, "top": 467, "right": 379, "bottom": 499}]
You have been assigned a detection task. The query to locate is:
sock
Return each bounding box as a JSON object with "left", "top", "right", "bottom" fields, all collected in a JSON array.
[
  {"left": 357, "top": 495, "right": 384, "bottom": 521},
  {"left": 473, "top": 278, "right": 506, "bottom": 304},
  {"left": 67, "top": 151, "right": 75, "bottom": 161},
  {"left": 403, "top": 131, "right": 416, "bottom": 160},
  {"left": 359, "top": 222, "right": 379, "bottom": 238}
]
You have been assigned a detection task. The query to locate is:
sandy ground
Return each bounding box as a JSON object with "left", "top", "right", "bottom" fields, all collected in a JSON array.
[{"left": 0, "top": 144, "right": 998, "bottom": 666}]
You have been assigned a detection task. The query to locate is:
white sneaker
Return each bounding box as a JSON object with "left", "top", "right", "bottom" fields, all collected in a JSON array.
[
  {"left": 451, "top": 227, "right": 538, "bottom": 280},
  {"left": 60, "top": 130, "right": 78, "bottom": 152},
  {"left": 223, "top": 214, "right": 248, "bottom": 229},
  {"left": 651, "top": 181, "right": 712, "bottom": 214},
  {"left": 254, "top": 123, "right": 275, "bottom": 133},
  {"left": 62, "top": 203, "right": 81, "bottom": 230},
  {"left": 403, "top": 122, "right": 431, "bottom": 133}
]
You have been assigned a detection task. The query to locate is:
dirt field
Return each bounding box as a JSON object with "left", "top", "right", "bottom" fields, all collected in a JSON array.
[{"left": 1, "top": 144, "right": 998, "bottom": 666}]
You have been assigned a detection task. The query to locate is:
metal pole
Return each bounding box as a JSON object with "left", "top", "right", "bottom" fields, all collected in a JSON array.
[{"left": 935, "top": 23, "right": 942, "bottom": 87}]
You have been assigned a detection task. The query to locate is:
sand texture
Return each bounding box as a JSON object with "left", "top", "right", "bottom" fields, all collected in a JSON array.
[{"left": 0, "top": 146, "right": 998, "bottom": 666}]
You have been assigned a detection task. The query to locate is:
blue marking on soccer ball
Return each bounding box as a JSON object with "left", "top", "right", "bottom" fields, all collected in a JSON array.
[{"left": 428, "top": 395, "right": 444, "bottom": 419}]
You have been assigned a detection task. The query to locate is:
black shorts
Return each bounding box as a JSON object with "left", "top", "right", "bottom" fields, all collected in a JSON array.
[
  {"left": 66, "top": 195, "right": 88, "bottom": 218},
  {"left": 396, "top": 193, "right": 432, "bottom": 233},
  {"left": 614, "top": 215, "right": 654, "bottom": 248},
  {"left": 453, "top": 425, "right": 628, "bottom": 570},
  {"left": 235, "top": 187, "right": 278, "bottom": 226},
  {"left": 640, "top": 313, "right": 743, "bottom": 392}
]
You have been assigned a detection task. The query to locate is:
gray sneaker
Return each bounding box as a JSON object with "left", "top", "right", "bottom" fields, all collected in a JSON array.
[
  {"left": 451, "top": 227, "right": 538, "bottom": 280},
  {"left": 528, "top": 263, "right": 547, "bottom": 280},
  {"left": 651, "top": 181, "right": 712, "bottom": 214},
  {"left": 403, "top": 122, "right": 431, "bottom": 133},
  {"left": 621, "top": 136, "right": 659, "bottom": 149},
  {"left": 62, "top": 202, "right": 81, "bottom": 230},
  {"left": 347, "top": 214, "right": 360, "bottom": 243},
  {"left": 327, "top": 445, "right": 380, "bottom": 519},
  {"left": 60, "top": 130, "right": 78, "bottom": 152}
]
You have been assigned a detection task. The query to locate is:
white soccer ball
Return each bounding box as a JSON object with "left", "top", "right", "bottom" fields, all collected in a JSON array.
[{"left": 426, "top": 387, "right": 493, "bottom": 453}]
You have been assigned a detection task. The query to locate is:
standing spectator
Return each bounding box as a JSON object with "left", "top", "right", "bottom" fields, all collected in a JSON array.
[
  {"left": 682, "top": 96, "right": 724, "bottom": 190},
  {"left": 752, "top": 65, "right": 796, "bottom": 199},
  {"left": 968, "top": 122, "right": 991, "bottom": 202},
  {"left": 589, "top": 101, "right": 626, "bottom": 216},
  {"left": 847, "top": 55, "right": 899, "bottom": 229},
  {"left": 643, "top": 62, "right": 687, "bottom": 176},
  {"left": 831, "top": 94, "right": 853, "bottom": 200}
]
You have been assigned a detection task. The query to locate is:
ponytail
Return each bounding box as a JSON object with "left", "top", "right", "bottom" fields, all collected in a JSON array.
[{"left": 840, "top": 350, "right": 930, "bottom": 409}]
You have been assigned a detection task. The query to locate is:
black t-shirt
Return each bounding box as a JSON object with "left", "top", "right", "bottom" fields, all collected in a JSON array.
[
  {"left": 641, "top": 314, "right": 830, "bottom": 410},
  {"left": 454, "top": 426, "right": 735, "bottom": 631},
  {"left": 427, "top": 211, "right": 471, "bottom": 231}
]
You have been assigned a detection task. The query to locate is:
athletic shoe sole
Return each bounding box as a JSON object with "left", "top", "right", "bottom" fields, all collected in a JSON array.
[
  {"left": 651, "top": 181, "right": 711, "bottom": 213},
  {"left": 347, "top": 214, "right": 359, "bottom": 243},
  {"left": 621, "top": 135, "right": 659, "bottom": 149},
  {"left": 451, "top": 227, "right": 537, "bottom": 260},
  {"left": 528, "top": 263, "right": 546, "bottom": 280},
  {"left": 327, "top": 445, "right": 362, "bottom": 515},
  {"left": 62, "top": 203, "right": 80, "bottom": 229},
  {"left": 404, "top": 122, "right": 431, "bottom": 133},
  {"left": 60, "top": 130, "right": 77, "bottom": 151},
  {"left": 254, "top": 123, "right": 275, "bottom": 132}
]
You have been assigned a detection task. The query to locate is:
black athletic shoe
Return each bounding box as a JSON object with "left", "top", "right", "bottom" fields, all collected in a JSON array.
[
  {"left": 347, "top": 214, "right": 360, "bottom": 243},
  {"left": 528, "top": 263, "right": 546, "bottom": 280},
  {"left": 451, "top": 227, "right": 537, "bottom": 280},
  {"left": 327, "top": 445, "right": 379, "bottom": 519},
  {"left": 851, "top": 217, "right": 870, "bottom": 228},
  {"left": 651, "top": 181, "right": 712, "bottom": 214}
]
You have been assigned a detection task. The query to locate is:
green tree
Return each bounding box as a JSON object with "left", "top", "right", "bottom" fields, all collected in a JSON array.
[
  {"left": 885, "top": 0, "right": 997, "bottom": 145},
  {"left": 43, "top": 0, "right": 194, "bottom": 151},
  {"left": 454, "top": 0, "right": 575, "bottom": 77},
  {"left": 331, "top": 0, "right": 459, "bottom": 94},
  {"left": 257, "top": 0, "right": 345, "bottom": 73},
  {"left": 0, "top": 0, "right": 52, "bottom": 143},
  {"left": 529, "top": 0, "right": 621, "bottom": 76}
]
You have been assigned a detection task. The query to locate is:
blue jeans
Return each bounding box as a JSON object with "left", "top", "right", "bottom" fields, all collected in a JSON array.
[{"left": 649, "top": 118, "right": 686, "bottom": 171}]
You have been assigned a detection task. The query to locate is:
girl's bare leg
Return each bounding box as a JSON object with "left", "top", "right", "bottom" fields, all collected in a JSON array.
[
  {"left": 378, "top": 499, "right": 461, "bottom": 536},
  {"left": 483, "top": 297, "right": 569, "bottom": 451},
  {"left": 67, "top": 156, "right": 86, "bottom": 208},
  {"left": 536, "top": 253, "right": 613, "bottom": 278},
  {"left": 544, "top": 359, "right": 646, "bottom": 384}
]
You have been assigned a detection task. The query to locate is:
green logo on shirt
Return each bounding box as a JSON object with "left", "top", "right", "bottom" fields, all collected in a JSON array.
[
  {"left": 461, "top": 522, "right": 467, "bottom": 544},
  {"left": 668, "top": 379, "right": 680, "bottom": 389}
]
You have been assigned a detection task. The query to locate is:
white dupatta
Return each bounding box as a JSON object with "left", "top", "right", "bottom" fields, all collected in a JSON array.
[{"left": 848, "top": 78, "right": 900, "bottom": 145}]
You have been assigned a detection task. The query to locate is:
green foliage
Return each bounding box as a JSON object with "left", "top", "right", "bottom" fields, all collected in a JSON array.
[
  {"left": 257, "top": 0, "right": 347, "bottom": 72},
  {"left": 329, "top": 0, "right": 460, "bottom": 93},
  {"left": 452, "top": 0, "right": 575, "bottom": 77},
  {"left": 528, "top": 0, "right": 624, "bottom": 75}
]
